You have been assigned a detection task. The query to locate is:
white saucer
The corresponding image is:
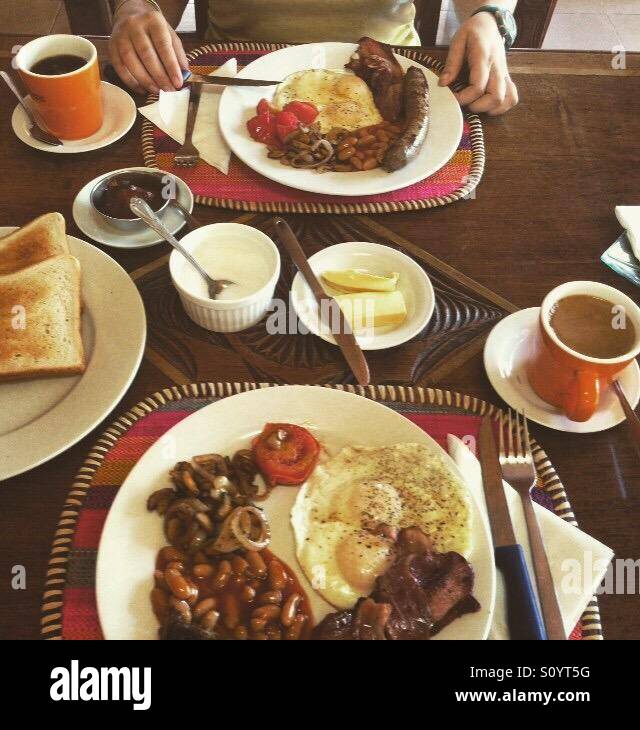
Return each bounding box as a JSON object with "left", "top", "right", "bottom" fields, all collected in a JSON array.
[
  {"left": 290, "top": 241, "right": 434, "bottom": 351},
  {"left": 483, "top": 307, "right": 640, "bottom": 433},
  {"left": 11, "top": 81, "right": 136, "bottom": 153},
  {"left": 72, "top": 166, "right": 194, "bottom": 249}
]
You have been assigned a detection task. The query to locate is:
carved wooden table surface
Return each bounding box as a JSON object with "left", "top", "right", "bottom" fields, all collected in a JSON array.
[{"left": 0, "top": 37, "right": 639, "bottom": 639}]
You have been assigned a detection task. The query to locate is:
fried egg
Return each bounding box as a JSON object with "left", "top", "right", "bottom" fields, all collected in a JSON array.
[
  {"left": 291, "top": 443, "right": 472, "bottom": 609},
  {"left": 273, "top": 69, "right": 383, "bottom": 133}
]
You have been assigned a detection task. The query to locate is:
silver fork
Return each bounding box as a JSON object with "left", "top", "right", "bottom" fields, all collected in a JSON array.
[
  {"left": 498, "top": 409, "right": 566, "bottom": 640},
  {"left": 174, "top": 82, "right": 201, "bottom": 168}
]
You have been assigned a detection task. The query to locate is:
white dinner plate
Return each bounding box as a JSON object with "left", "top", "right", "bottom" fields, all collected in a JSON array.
[
  {"left": 96, "top": 385, "right": 495, "bottom": 640},
  {"left": 218, "top": 42, "right": 463, "bottom": 196},
  {"left": 11, "top": 81, "right": 136, "bottom": 153},
  {"left": 291, "top": 241, "right": 435, "bottom": 350},
  {"left": 73, "top": 167, "right": 194, "bottom": 249},
  {"left": 0, "top": 228, "right": 146, "bottom": 481},
  {"left": 484, "top": 307, "right": 640, "bottom": 433}
]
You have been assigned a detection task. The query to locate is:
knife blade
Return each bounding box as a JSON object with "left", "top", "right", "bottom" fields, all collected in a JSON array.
[
  {"left": 478, "top": 415, "right": 547, "bottom": 640},
  {"left": 184, "top": 71, "right": 279, "bottom": 87},
  {"left": 273, "top": 218, "right": 370, "bottom": 386}
]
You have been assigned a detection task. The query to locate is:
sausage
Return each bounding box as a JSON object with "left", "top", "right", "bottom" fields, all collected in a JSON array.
[{"left": 382, "top": 67, "right": 429, "bottom": 172}]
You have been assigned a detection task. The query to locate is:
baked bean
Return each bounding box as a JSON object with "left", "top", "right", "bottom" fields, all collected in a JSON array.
[
  {"left": 351, "top": 157, "right": 364, "bottom": 171},
  {"left": 337, "top": 146, "right": 356, "bottom": 161},
  {"left": 245, "top": 551, "right": 267, "bottom": 579},
  {"left": 192, "top": 597, "right": 217, "bottom": 619},
  {"left": 222, "top": 594, "right": 241, "bottom": 630},
  {"left": 376, "top": 129, "right": 390, "bottom": 142},
  {"left": 386, "top": 124, "right": 402, "bottom": 135},
  {"left": 357, "top": 135, "right": 376, "bottom": 148},
  {"left": 252, "top": 604, "right": 281, "bottom": 622},
  {"left": 165, "top": 567, "right": 192, "bottom": 601},
  {"left": 234, "top": 625, "right": 249, "bottom": 640},
  {"left": 212, "top": 559, "right": 232, "bottom": 590},
  {"left": 281, "top": 593, "right": 302, "bottom": 627},
  {"left": 362, "top": 157, "right": 378, "bottom": 171},
  {"left": 250, "top": 617, "right": 267, "bottom": 633},
  {"left": 157, "top": 546, "right": 186, "bottom": 569},
  {"left": 165, "top": 518, "right": 182, "bottom": 544},
  {"left": 200, "top": 609, "right": 220, "bottom": 631},
  {"left": 192, "top": 563, "right": 214, "bottom": 579},
  {"left": 150, "top": 588, "right": 170, "bottom": 622},
  {"left": 257, "top": 589, "right": 282, "bottom": 606},
  {"left": 241, "top": 585, "right": 256, "bottom": 603},
  {"left": 266, "top": 625, "right": 282, "bottom": 640},
  {"left": 231, "top": 555, "right": 249, "bottom": 576},
  {"left": 285, "top": 613, "right": 307, "bottom": 640},
  {"left": 333, "top": 164, "right": 354, "bottom": 172},
  {"left": 185, "top": 579, "right": 199, "bottom": 605},
  {"left": 154, "top": 569, "right": 168, "bottom": 590},
  {"left": 169, "top": 597, "right": 192, "bottom": 624},
  {"left": 166, "top": 560, "right": 185, "bottom": 573},
  {"left": 229, "top": 573, "right": 246, "bottom": 589},
  {"left": 267, "top": 560, "right": 288, "bottom": 591},
  {"left": 252, "top": 631, "right": 269, "bottom": 640}
]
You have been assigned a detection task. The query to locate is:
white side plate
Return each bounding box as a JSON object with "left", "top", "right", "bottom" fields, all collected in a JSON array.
[{"left": 0, "top": 229, "right": 146, "bottom": 480}]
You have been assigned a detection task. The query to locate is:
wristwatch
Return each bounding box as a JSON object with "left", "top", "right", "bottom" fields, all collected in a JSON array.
[{"left": 471, "top": 6, "right": 518, "bottom": 50}]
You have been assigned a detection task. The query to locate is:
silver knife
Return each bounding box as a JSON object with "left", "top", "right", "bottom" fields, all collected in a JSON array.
[
  {"left": 478, "top": 416, "right": 547, "bottom": 640},
  {"left": 184, "top": 71, "right": 279, "bottom": 87},
  {"left": 273, "top": 218, "right": 370, "bottom": 386}
]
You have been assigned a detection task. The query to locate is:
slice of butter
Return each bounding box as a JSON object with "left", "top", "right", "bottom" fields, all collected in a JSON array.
[
  {"left": 334, "top": 290, "right": 407, "bottom": 331},
  {"left": 322, "top": 269, "right": 400, "bottom": 293}
]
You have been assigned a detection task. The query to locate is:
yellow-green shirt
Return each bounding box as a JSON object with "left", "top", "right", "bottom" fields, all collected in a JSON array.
[{"left": 206, "top": 0, "right": 420, "bottom": 46}]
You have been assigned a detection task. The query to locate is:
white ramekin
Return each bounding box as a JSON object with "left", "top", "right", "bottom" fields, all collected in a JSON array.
[{"left": 169, "top": 223, "right": 280, "bottom": 333}]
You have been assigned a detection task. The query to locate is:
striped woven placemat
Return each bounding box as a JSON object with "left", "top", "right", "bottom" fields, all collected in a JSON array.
[
  {"left": 140, "top": 42, "right": 485, "bottom": 215},
  {"left": 41, "top": 383, "right": 601, "bottom": 640}
]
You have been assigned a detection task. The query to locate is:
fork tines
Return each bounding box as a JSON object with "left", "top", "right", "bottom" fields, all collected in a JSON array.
[{"left": 498, "top": 408, "right": 533, "bottom": 464}]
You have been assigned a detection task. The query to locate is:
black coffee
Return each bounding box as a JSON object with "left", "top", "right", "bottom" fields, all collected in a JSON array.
[{"left": 30, "top": 54, "right": 87, "bottom": 76}]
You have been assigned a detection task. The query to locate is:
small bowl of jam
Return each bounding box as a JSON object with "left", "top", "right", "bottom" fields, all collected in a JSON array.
[{"left": 90, "top": 169, "right": 170, "bottom": 230}]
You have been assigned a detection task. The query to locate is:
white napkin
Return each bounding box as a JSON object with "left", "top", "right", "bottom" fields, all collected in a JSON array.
[
  {"left": 447, "top": 434, "right": 614, "bottom": 640},
  {"left": 615, "top": 206, "right": 640, "bottom": 261},
  {"left": 138, "top": 59, "right": 237, "bottom": 175}
]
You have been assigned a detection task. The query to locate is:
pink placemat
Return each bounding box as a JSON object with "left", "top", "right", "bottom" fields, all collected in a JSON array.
[
  {"left": 42, "top": 383, "right": 599, "bottom": 641},
  {"left": 140, "top": 43, "right": 485, "bottom": 214}
]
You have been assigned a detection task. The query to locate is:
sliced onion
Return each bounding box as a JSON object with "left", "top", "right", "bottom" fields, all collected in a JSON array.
[
  {"left": 290, "top": 139, "right": 334, "bottom": 169},
  {"left": 230, "top": 506, "right": 271, "bottom": 551},
  {"left": 210, "top": 505, "right": 271, "bottom": 553}
]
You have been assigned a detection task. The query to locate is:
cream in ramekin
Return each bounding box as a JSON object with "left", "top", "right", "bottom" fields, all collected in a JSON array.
[{"left": 169, "top": 223, "right": 280, "bottom": 333}]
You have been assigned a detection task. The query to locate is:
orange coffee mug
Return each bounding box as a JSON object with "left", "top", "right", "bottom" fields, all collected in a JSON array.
[
  {"left": 14, "top": 35, "right": 102, "bottom": 140},
  {"left": 526, "top": 281, "right": 640, "bottom": 422}
]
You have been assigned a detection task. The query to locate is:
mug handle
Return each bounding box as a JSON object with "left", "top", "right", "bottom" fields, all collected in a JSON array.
[{"left": 563, "top": 370, "right": 600, "bottom": 422}]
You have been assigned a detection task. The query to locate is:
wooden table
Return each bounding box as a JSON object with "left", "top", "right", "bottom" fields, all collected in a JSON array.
[{"left": 1, "top": 36, "right": 639, "bottom": 640}]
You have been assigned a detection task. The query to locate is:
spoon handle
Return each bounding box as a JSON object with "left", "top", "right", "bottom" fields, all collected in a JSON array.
[
  {"left": 129, "top": 197, "right": 212, "bottom": 285},
  {"left": 613, "top": 380, "right": 640, "bottom": 448},
  {"left": 0, "top": 71, "right": 34, "bottom": 121}
]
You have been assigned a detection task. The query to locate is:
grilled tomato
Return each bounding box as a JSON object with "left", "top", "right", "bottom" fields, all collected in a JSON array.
[{"left": 252, "top": 423, "right": 320, "bottom": 486}]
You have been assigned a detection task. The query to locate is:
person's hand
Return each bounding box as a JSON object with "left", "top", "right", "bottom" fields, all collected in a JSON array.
[
  {"left": 109, "top": 2, "right": 189, "bottom": 94},
  {"left": 439, "top": 12, "right": 518, "bottom": 116}
]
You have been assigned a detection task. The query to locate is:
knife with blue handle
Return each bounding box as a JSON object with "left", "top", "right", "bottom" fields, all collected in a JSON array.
[{"left": 479, "top": 416, "right": 547, "bottom": 640}]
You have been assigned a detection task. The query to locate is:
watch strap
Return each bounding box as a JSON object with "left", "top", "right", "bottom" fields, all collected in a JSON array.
[{"left": 471, "top": 5, "right": 518, "bottom": 50}]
